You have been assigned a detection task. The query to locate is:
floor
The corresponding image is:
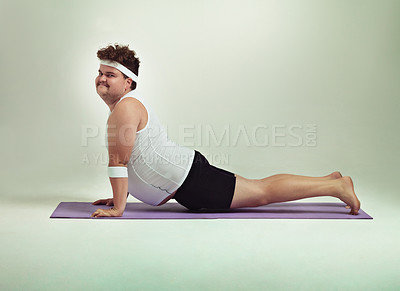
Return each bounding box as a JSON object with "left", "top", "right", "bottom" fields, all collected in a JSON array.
[{"left": 1, "top": 189, "right": 399, "bottom": 291}]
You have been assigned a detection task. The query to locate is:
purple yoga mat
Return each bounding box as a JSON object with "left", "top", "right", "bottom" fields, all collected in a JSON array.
[{"left": 50, "top": 202, "right": 372, "bottom": 219}]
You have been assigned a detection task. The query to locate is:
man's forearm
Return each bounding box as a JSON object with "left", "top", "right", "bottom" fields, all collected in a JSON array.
[{"left": 109, "top": 177, "right": 129, "bottom": 215}]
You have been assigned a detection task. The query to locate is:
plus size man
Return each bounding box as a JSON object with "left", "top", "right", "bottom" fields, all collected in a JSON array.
[{"left": 91, "top": 44, "right": 360, "bottom": 218}]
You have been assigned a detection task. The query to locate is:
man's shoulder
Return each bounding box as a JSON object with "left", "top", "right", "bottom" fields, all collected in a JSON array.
[
  {"left": 109, "top": 97, "right": 146, "bottom": 125},
  {"left": 115, "top": 97, "right": 146, "bottom": 114},
  {"left": 118, "top": 96, "right": 144, "bottom": 106}
]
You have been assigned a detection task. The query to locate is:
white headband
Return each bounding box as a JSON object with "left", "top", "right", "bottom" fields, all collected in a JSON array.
[{"left": 100, "top": 60, "right": 138, "bottom": 82}]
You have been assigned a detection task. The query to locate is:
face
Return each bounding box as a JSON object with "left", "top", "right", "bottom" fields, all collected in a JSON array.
[{"left": 95, "top": 64, "right": 131, "bottom": 102}]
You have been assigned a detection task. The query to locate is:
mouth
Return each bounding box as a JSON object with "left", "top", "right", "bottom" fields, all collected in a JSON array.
[{"left": 97, "top": 84, "right": 109, "bottom": 88}]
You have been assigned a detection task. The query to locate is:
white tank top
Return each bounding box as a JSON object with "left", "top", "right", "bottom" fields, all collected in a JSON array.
[{"left": 108, "top": 90, "right": 195, "bottom": 206}]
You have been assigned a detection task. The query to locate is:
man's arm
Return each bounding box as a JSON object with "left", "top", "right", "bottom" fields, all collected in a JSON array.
[{"left": 92, "top": 99, "right": 141, "bottom": 217}]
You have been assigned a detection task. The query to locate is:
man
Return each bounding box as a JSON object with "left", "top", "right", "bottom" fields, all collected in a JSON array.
[{"left": 91, "top": 44, "right": 360, "bottom": 217}]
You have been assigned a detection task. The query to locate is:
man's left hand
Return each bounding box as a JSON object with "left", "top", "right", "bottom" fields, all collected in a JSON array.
[{"left": 91, "top": 207, "right": 122, "bottom": 218}]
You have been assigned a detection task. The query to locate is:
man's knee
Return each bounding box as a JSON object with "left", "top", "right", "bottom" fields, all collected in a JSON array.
[{"left": 231, "top": 177, "right": 268, "bottom": 208}]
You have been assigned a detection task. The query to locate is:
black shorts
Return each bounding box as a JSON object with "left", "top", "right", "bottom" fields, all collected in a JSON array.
[{"left": 173, "top": 151, "right": 236, "bottom": 210}]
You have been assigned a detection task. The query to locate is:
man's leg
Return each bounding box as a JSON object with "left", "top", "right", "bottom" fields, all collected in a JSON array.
[{"left": 230, "top": 172, "right": 360, "bottom": 215}]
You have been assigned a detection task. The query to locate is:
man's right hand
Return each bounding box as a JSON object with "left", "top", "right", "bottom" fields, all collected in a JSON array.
[{"left": 92, "top": 198, "right": 114, "bottom": 206}]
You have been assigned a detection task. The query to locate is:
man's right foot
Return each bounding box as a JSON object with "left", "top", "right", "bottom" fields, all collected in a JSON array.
[{"left": 338, "top": 176, "right": 361, "bottom": 215}]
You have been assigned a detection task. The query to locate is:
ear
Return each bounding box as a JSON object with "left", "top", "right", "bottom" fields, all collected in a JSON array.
[{"left": 125, "top": 78, "right": 133, "bottom": 90}]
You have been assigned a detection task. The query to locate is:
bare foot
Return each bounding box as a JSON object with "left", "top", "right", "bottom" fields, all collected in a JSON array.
[
  {"left": 329, "top": 171, "right": 342, "bottom": 179},
  {"left": 329, "top": 171, "right": 353, "bottom": 209},
  {"left": 344, "top": 175, "right": 355, "bottom": 209},
  {"left": 337, "top": 176, "right": 361, "bottom": 215}
]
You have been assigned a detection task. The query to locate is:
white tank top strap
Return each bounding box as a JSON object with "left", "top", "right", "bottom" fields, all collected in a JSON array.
[
  {"left": 113, "top": 90, "right": 150, "bottom": 134},
  {"left": 115, "top": 90, "right": 145, "bottom": 106}
]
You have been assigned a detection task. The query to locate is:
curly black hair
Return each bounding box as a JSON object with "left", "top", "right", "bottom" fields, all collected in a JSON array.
[{"left": 97, "top": 44, "right": 140, "bottom": 90}]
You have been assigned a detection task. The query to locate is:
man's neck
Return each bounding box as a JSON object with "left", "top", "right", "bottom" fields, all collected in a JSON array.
[{"left": 106, "top": 89, "right": 132, "bottom": 112}]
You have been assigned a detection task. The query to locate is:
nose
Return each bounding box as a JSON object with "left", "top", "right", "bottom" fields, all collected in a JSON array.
[{"left": 98, "top": 74, "right": 107, "bottom": 82}]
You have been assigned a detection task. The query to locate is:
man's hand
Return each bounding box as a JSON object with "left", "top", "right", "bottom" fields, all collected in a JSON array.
[
  {"left": 92, "top": 198, "right": 114, "bottom": 206},
  {"left": 91, "top": 207, "right": 123, "bottom": 218}
]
